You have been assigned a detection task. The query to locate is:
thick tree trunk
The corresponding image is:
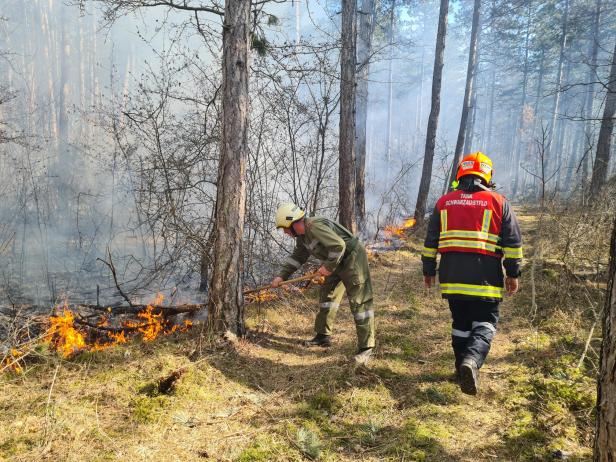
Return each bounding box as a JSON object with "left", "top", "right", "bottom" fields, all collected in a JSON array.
[
  {"left": 413, "top": 0, "right": 449, "bottom": 226},
  {"left": 594, "top": 213, "right": 616, "bottom": 461},
  {"left": 590, "top": 40, "right": 616, "bottom": 199},
  {"left": 208, "top": 0, "right": 250, "bottom": 336},
  {"left": 447, "top": 0, "right": 481, "bottom": 189},
  {"left": 338, "top": 0, "right": 357, "bottom": 232},
  {"left": 355, "top": 0, "right": 376, "bottom": 233}
]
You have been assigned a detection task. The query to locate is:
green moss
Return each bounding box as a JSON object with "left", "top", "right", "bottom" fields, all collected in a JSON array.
[
  {"left": 541, "top": 268, "right": 559, "bottom": 280},
  {"left": 387, "top": 418, "right": 446, "bottom": 460},
  {"left": 339, "top": 384, "right": 393, "bottom": 416},
  {"left": 237, "top": 436, "right": 286, "bottom": 462},
  {"left": 533, "top": 376, "right": 595, "bottom": 412},
  {"left": 308, "top": 391, "right": 340, "bottom": 414},
  {"left": 130, "top": 395, "right": 170, "bottom": 423},
  {"left": 423, "top": 383, "right": 458, "bottom": 405}
]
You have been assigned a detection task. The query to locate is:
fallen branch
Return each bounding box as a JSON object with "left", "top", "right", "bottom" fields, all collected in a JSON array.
[{"left": 577, "top": 320, "right": 597, "bottom": 370}]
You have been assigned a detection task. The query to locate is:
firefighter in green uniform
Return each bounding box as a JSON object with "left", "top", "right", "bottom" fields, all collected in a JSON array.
[{"left": 271, "top": 203, "right": 375, "bottom": 364}]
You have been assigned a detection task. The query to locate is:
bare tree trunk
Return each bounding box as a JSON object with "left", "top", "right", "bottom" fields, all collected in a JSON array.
[
  {"left": 594, "top": 213, "right": 616, "bottom": 460},
  {"left": 385, "top": 0, "right": 396, "bottom": 183},
  {"left": 413, "top": 0, "right": 449, "bottom": 226},
  {"left": 355, "top": 0, "right": 376, "bottom": 233},
  {"left": 582, "top": 0, "right": 603, "bottom": 198},
  {"left": 546, "top": 0, "right": 569, "bottom": 176},
  {"left": 414, "top": 48, "right": 425, "bottom": 153},
  {"left": 462, "top": 67, "right": 479, "bottom": 156},
  {"left": 338, "top": 0, "right": 357, "bottom": 232},
  {"left": 565, "top": 117, "right": 584, "bottom": 189},
  {"left": 208, "top": 0, "right": 250, "bottom": 336},
  {"left": 512, "top": 0, "right": 532, "bottom": 198},
  {"left": 447, "top": 0, "right": 481, "bottom": 189},
  {"left": 486, "top": 67, "right": 496, "bottom": 150},
  {"left": 58, "top": 7, "right": 70, "bottom": 157},
  {"left": 590, "top": 40, "right": 616, "bottom": 198}
]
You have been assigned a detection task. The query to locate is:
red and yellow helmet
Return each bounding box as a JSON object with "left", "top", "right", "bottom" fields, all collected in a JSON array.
[{"left": 456, "top": 152, "right": 493, "bottom": 184}]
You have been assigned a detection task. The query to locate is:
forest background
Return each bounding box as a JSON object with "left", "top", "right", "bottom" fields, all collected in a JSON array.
[{"left": 0, "top": 0, "right": 613, "bottom": 307}]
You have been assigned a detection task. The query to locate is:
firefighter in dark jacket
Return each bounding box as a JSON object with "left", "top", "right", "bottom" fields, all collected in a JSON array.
[
  {"left": 271, "top": 203, "right": 375, "bottom": 365},
  {"left": 421, "top": 152, "right": 523, "bottom": 395}
]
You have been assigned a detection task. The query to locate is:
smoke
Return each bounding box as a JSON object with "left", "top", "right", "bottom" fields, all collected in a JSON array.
[{"left": 0, "top": 0, "right": 613, "bottom": 304}]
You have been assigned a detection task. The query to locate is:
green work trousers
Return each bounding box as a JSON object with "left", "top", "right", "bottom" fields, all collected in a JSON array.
[{"left": 315, "top": 243, "right": 375, "bottom": 349}]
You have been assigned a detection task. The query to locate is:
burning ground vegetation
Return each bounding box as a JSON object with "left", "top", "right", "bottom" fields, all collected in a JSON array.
[
  {"left": 0, "top": 294, "right": 197, "bottom": 373},
  {"left": 1, "top": 276, "right": 326, "bottom": 374}
]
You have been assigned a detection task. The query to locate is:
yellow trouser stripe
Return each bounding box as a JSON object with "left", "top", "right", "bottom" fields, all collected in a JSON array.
[
  {"left": 438, "top": 240, "right": 502, "bottom": 253},
  {"left": 441, "top": 283, "right": 504, "bottom": 297},
  {"left": 503, "top": 247, "right": 523, "bottom": 258},
  {"left": 439, "top": 230, "right": 500, "bottom": 243},
  {"left": 440, "top": 210, "right": 448, "bottom": 232},
  {"left": 422, "top": 247, "right": 438, "bottom": 258}
]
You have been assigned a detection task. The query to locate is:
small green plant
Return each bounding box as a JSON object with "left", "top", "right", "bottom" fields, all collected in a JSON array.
[
  {"left": 359, "top": 420, "right": 381, "bottom": 446},
  {"left": 297, "top": 427, "right": 322, "bottom": 460}
]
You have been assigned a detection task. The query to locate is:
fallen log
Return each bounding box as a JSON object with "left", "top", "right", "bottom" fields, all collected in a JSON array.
[
  {"left": 81, "top": 304, "right": 206, "bottom": 316},
  {"left": 1, "top": 304, "right": 206, "bottom": 318}
]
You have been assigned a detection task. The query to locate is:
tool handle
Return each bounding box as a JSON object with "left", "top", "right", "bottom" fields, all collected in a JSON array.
[{"left": 243, "top": 272, "right": 319, "bottom": 295}]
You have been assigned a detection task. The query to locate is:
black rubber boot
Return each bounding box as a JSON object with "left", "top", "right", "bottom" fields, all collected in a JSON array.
[
  {"left": 303, "top": 334, "right": 332, "bottom": 347},
  {"left": 459, "top": 357, "right": 479, "bottom": 395}
]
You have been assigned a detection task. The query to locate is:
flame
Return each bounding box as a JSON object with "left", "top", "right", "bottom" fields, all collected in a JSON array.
[
  {"left": 384, "top": 217, "right": 416, "bottom": 238},
  {"left": 1, "top": 348, "right": 25, "bottom": 373},
  {"left": 41, "top": 293, "right": 189, "bottom": 358},
  {"left": 46, "top": 309, "right": 87, "bottom": 357},
  {"left": 246, "top": 289, "right": 279, "bottom": 304},
  {"left": 135, "top": 305, "right": 164, "bottom": 341}
]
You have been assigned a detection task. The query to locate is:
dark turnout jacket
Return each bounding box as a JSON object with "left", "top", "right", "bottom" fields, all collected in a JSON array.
[{"left": 421, "top": 183, "right": 523, "bottom": 302}]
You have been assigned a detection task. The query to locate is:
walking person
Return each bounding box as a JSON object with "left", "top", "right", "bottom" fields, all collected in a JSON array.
[
  {"left": 421, "top": 152, "right": 523, "bottom": 395},
  {"left": 271, "top": 203, "right": 375, "bottom": 365}
]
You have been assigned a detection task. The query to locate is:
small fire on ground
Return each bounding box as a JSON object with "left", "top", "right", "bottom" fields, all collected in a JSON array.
[
  {"left": 368, "top": 217, "right": 416, "bottom": 255},
  {"left": 384, "top": 217, "right": 417, "bottom": 238},
  {"left": 43, "top": 293, "right": 193, "bottom": 359}
]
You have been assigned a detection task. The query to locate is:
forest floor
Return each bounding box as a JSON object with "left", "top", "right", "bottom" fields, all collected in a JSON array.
[{"left": 0, "top": 211, "right": 598, "bottom": 461}]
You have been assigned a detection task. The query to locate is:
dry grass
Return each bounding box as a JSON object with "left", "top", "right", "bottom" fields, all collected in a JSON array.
[{"left": 0, "top": 217, "right": 597, "bottom": 461}]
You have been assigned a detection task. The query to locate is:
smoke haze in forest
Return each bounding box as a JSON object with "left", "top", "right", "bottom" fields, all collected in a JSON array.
[{"left": 0, "top": 0, "right": 614, "bottom": 304}]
